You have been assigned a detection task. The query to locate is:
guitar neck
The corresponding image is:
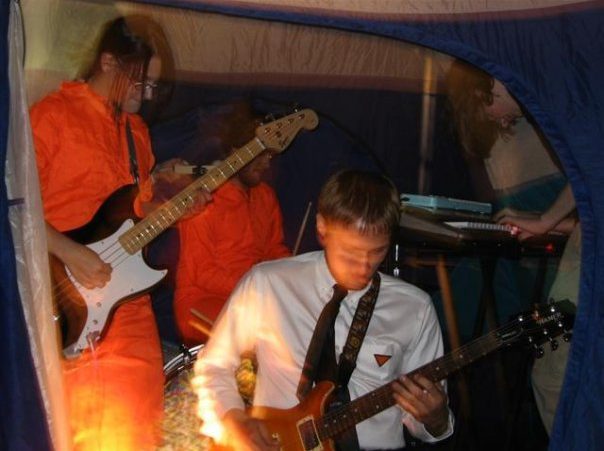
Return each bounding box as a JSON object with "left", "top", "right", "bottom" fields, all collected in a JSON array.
[
  {"left": 317, "top": 329, "right": 503, "bottom": 441},
  {"left": 119, "top": 138, "right": 266, "bottom": 253}
]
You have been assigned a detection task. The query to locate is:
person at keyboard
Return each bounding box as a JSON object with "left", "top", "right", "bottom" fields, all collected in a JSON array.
[
  {"left": 495, "top": 181, "right": 579, "bottom": 437},
  {"left": 446, "top": 59, "right": 581, "bottom": 436}
]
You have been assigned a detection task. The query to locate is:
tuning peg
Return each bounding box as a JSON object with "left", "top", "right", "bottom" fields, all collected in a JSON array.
[
  {"left": 548, "top": 337, "right": 559, "bottom": 351},
  {"left": 527, "top": 336, "right": 544, "bottom": 358},
  {"left": 563, "top": 332, "right": 572, "bottom": 342}
]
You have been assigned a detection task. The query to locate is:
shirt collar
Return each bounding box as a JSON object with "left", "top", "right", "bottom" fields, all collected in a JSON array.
[{"left": 315, "top": 251, "right": 374, "bottom": 305}]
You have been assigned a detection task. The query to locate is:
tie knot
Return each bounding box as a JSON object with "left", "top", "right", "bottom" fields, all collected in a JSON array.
[{"left": 331, "top": 284, "right": 348, "bottom": 303}]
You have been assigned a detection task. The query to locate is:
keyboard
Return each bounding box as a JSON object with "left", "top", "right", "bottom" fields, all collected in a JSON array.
[
  {"left": 400, "top": 194, "right": 492, "bottom": 216},
  {"left": 444, "top": 221, "right": 517, "bottom": 235},
  {"left": 398, "top": 209, "right": 566, "bottom": 257}
]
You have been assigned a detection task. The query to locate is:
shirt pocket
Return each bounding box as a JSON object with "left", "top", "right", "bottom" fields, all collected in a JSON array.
[{"left": 354, "top": 338, "right": 402, "bottom": 383}]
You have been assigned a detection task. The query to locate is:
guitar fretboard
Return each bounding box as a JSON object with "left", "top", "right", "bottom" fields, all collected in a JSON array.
[
  {"left": 316, "top": 325, "right": 509, "bottom": 440},
  {"left": 119, "top": 138, "right": 266, "bottom": 254}
]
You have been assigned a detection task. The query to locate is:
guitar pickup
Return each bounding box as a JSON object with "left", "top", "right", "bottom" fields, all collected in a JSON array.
[{"left": 297, "top": 415, "right": 323, "bottom": 450}]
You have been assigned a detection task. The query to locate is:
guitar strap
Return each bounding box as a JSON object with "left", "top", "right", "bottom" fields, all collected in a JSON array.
[
  {"left": 338, "top": 272, "right": 380, "bottom": 387},
  {"left": 125, "top": 119, "right": 140, "bottom": 184},
  {"left": 331, "top": 272, "right": 380, "bottom": 451}
]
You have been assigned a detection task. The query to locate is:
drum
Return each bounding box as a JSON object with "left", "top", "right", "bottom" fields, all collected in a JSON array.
[
  {"left": 164, "top": 344, "right": 203, "bottom": 384},
  {"left": 158, "top": 345, "right": 257, "bottom": 450},
  {"left": 159, "top": 344, "right": 212, "bottom": 451}
]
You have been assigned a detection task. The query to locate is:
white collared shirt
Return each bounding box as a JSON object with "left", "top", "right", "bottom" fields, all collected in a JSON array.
[{"left": 194, "top": 251, "right": 453, "bottom": 449}]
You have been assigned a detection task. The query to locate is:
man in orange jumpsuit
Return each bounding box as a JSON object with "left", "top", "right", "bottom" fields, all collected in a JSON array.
[
  {"left": 174, "top": 102, "right": 290, "bottom": 345},
  {"left": 30, "top": 16, "right": 208, "bottom": 450}
]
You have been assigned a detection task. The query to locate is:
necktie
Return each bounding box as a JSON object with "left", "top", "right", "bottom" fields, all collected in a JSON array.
[
  {"left": 297, "top": 284, "right": 348, "bottom": 400},
  {"left": 317, "top": 288, "right": 361, "bottom": 451}
]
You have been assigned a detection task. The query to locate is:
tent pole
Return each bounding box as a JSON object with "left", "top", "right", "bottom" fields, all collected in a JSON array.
[{"left": 417, "top": 51, "right": 437, "bottom": 195}]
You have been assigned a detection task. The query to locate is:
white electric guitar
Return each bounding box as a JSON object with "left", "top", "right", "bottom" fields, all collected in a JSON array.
[{"left": 52, "top": 109, "right": 319, "bottom": 358}]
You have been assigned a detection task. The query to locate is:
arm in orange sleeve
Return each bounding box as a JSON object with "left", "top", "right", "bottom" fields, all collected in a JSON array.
[
  {"left": 30, "top": 99, "right": 61, "bottom": 198},
  {"left": 31, "top": 99, "right": 113, "bottom": 288},
  {"left": 130, "top": 115, "right": 210, "bottom": 219}
]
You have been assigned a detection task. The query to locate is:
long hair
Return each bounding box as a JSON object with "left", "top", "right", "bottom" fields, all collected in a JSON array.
[
  {"left": 211, "top": 100, "right": 262, "bottom": 159},
  {"left": 190, "top": 99, "right": 263, "bottom": 165},
  {"left": 445, "top": 60, "right": 508, "bottom": 159},
  {"left": 80, "top": 15, "right": 172, "bottom": 117},
  {"left": 124, "top": 15, "right": 175, "bottom": 121},
  {"left": 318, "top": 170, "right": 400, "bottom": 237}
]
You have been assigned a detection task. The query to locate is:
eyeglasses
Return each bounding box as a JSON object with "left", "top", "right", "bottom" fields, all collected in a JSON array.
[
  {"left": 132, "top": 80, "right": 159, "bottom": 98},
  {"left": 113, "top": 60, "right": 159, "bottom": 97}
]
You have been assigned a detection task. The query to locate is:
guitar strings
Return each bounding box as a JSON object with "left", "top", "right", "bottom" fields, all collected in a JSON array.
[
  {"left": 50, "top": 147, "right": 255, "bottom": 303},
  {"left": 50, "top": 179, "right": 214, "bottom": 304}
]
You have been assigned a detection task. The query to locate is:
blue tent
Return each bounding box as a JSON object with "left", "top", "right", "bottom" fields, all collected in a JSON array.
[{"left": 2, "top": 1, "right": 603, "bottom": 449}]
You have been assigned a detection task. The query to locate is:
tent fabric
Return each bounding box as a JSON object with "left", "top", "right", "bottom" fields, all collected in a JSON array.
[
  {"left": 139, "top": 4, "right": 604, "bottom": 448},
  {"left": 138, "top": 0, "right": 592, "bottom": 16},
  {"left": 0, "top": 1, "right": 54, "bottom": 450},
  {"left": 151, "top": 3, "right": 604, "bottom": 450},
  {"left": 3, "top": 0, "right": 604, "bottom": 450},
  {"left": 22, "top": 2, "right": 454, "bottom": 105}
]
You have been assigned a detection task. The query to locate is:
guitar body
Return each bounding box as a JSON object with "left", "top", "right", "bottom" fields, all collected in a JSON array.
[
  {"left": 52, "top": 185, "right": 167, "bottom": 358},
  {"left": 205, "top": 302, "right": 574, "bottom": 451},
  {"left": 210, "top": 381, "right": 337, "bottom": 451}
]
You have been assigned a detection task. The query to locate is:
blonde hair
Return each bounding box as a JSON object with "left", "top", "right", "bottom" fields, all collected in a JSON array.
[
  {"left": 318, "top": 169, "right": 400, "bottom": 237},
  {"left": 445, "top": 59, "right": 512, "bottom": 159}
]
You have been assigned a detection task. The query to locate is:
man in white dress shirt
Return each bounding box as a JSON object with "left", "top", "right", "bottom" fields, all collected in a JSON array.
[{"left": 194, "top": 169, "right": 453, "bottom": 450}]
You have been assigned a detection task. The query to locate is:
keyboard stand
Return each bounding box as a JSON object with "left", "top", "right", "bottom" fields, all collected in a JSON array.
[{"left": 396, "top": 207, "right": 567, "bottom": 436}]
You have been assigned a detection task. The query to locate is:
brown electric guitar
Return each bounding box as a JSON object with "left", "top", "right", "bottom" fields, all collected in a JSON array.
[
  {"left": 52, "top": 109, "right": 319, "bottom": 359},
  {"left": 212, "top": 301, "right": 573, "bottom": 451}
]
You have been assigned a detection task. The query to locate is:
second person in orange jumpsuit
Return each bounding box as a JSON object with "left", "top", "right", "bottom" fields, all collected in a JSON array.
[{"left": 174, "top": 101, "right": 290, "bottom": 345}]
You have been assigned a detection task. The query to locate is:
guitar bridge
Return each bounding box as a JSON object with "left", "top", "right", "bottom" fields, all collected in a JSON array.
[{"left": 296, "top": 415, "right": 323, "bottom": 450}]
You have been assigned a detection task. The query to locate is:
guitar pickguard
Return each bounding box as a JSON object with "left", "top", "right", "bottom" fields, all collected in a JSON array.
[{"left": 61, "top": 219, "right": 166, "bottom": 358}]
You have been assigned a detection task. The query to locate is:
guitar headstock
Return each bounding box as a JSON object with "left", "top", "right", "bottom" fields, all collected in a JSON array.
[
  {"left": 255, "top": 109, "right": 319, "bottom": 152},
  {"left": 497, "top": 300, "right": 575, "bottom": 356}
]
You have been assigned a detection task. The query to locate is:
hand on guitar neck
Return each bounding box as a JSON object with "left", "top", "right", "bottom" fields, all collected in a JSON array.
[
  {"left": 392, "top": 374, "right": 450, "bottom": 437},
  {"left": 46, "top": 223, "right": 111, "bottom": 289},
  {"left": 141, "top": 157, "right": 213, "bottom": 218}
]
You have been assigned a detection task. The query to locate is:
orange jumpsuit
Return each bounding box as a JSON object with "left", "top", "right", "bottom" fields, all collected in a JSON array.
[
  {"left": 30, "top": 81, "right": 163, "bottom": 451},
  {"left": 174, "top": 180, "right": 290, "bottom": 345}
]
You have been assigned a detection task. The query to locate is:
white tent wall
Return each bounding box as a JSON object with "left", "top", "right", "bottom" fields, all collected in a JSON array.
[
  {"left": 23, "top": 0, "right": 455, "bottom": 106},
  {"left": 7, "top": 1, "right": 70, "bottom": 449}
]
